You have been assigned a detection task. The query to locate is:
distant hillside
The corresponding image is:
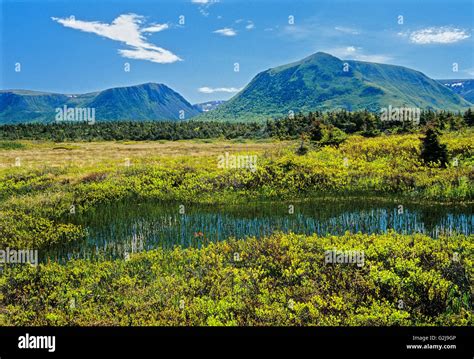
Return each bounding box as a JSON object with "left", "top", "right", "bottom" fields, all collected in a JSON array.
[
  {"left": 0, "top": 83, "right": 200, "bottom": 124},
  {"left": 199, "top": 52, "right": 471, "bottom": 123},
  {"left": 438, "top": 79, "right": 474, "bottom": 103},
  {"left": 194, "top": 100, "right": 226, "bottom": 112}
]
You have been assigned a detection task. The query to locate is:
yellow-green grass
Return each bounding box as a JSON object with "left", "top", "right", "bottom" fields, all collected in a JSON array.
[{"left": 0, "top": 138, "right": 286, "bottom": 169}]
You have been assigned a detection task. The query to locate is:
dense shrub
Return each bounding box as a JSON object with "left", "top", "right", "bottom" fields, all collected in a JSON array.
[{"left": 1, "top": 232, "right": 471, "bottom": 326}]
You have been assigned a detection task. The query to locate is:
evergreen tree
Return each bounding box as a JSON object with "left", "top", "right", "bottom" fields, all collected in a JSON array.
[
  {"left": 463, "top": 108, "right": 474, "bottom": 126},
  {"left": 420, "top": 126, "right": 448, "bottom": 168},
  {"left": 309, "top": 120, "right": 323, "bottom": 142},
  {"left": 296, "top": 133, "right": 309, "bottom": 155}
]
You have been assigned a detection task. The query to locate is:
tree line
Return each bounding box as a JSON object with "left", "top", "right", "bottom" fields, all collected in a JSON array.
[{"left": 0, "top": 109, "right": 472, "bottom": 142}]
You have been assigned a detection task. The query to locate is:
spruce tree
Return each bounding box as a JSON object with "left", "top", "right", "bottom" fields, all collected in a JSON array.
[
  {"left": 420, "top": 126, "right": 448, "bottom": 168},
  {"left": 309, "top": 120, "right": 323, "bottom": 142},
  {"left": 463, "top": 108, "right": 474, "bottom": 126},
  {"left": 296, "top": 133, "right": 309, "bottom": 155}
]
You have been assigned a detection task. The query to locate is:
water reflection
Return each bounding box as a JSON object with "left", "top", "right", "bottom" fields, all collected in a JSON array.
[{"left": 42, "top": 199, "right": 474, "bottom": 262}]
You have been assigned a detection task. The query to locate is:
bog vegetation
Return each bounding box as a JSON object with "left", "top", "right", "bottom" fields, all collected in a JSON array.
[
  {"left": 1, "top": 232, "right": 472, "bottom": 326},
  {"left": 0, "top": 116, "right": 472, "bottom": 326},
  {"left": 0, "top": 130, "right": 472, "bottom": 250}
]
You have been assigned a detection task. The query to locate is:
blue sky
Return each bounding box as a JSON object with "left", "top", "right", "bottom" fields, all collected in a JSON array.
[{"left": 1, "top": 0, "right": 473, "bottom": 103}]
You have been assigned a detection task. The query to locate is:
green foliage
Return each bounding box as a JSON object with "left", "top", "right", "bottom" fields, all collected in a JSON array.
[
  {"left": 320, "top": 125, "right": 348, "bottom": 146},
  {"left": 0, "top": 121, "right": 265, "bottom": 142},
  {"left": 308, "top": 117, "right": 323, "bottom": 142},
  {"left": 463, "top": 108, "right": 474, "bottom": 126},
  {"left": 421, "top": 126, "right": 448, "bottom": 168},
  {"left": 1, "top": 232, "right": 472, "bottom": 326},
  {"left": 296, "top": 134, "right": 309, "bottom": 155},
  {"left": 0, "top": 141, "right": 26, "bottom": 150},
  {"left": 0, "top": 109, "right": 470, "bottom": 142},
  {"left": 0, "top": 210, "right": 85, "bottom": 248}
]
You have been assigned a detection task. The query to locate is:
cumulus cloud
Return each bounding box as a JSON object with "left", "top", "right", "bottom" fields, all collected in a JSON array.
[
  {"left": 51, "top": 14, "right": 181, "bottom": 63},
  {"left": 408, "top": 27, "right": 470, "bottom": 44},
  {"left": 198, "top": 86, "right": 242, "bottom": 93},
  {"left": 246, "top": 21, "right": 255, "bottom": 30},
  {"left": 213, "top": 27, "right": 237, "bottom": 36}
]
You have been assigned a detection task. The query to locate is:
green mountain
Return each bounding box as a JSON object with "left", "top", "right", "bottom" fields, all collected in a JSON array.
[
  {"left": 0, "top": 83, "right": 200, "bottom": 124},
  {"left": 438, "top": 79, "right": 474, "bottom": 103},
  {"left": 199, "top": 52, "right": 471, "bottom": 122},
  {"left": 0, "top": 90, "right": 70, "bottom": 123}
]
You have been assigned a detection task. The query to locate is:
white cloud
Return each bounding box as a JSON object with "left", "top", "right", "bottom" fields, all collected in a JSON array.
[
  {"left": 142, "top": 24, "right": 169, "bottom": 33},
  {"left": 234, "top": 19, "right": 254, "bottom": 30},
  {"left": 198, "top": 86, "right": 242, "bottom": 94},
  {"left": 326, "top": 46, "right": 392, "bottom": 63},
  {"left": 334, "top": 26, "right": 360, "bottom": 35},
  {"left": 408, "top": 27, "right": 470, "bottom": 44},
  {"left": 118, "top": 47, "right": 179, "bottom": 63},
  {"left": 51, "top": 14, "right": 181, "bottom": 63},
  {"left": 192, "top": 0, "right": 219, "bottom": 17},
  {"left": 213, "top": 27, "right": 237, "bottom": 37}
]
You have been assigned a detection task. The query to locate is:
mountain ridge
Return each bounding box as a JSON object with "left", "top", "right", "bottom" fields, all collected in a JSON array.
[
  {"left": 0, "top": 83, "right": 200, "bottom": 124},
  {"left": 198, "top": 52, "right": 471, "bottom": 122},
  {"left": 1, "top": 52, "right": 473, "bottom": 125}
]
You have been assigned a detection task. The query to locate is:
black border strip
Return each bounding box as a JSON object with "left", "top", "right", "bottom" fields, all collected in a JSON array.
[{"left": 0, "top": 326, "right": 471, "bottom": 358}]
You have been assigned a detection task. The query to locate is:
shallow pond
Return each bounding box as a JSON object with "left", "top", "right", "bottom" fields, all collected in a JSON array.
[{"left": 42, "top": 198, "right": 473, "bottom": 262}]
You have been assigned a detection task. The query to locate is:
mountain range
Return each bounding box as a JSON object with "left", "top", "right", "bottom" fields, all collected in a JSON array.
[
  {"left": 437, "top": 79, "right": 474, "bottom": 103},
  {"left": 1, "top": 52, "right": 472, "bottom": 124}
]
